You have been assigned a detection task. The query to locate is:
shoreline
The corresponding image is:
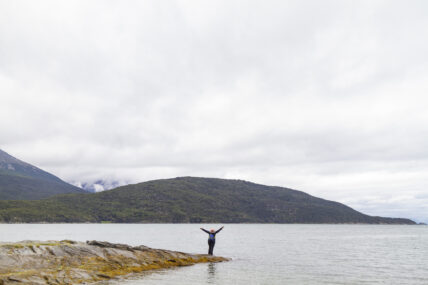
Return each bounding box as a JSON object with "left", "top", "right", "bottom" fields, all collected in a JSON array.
[
  {"left": 0, "top": 222, "right": 422, "bottom": 225},
  {"left": 0, "top": 240, "right": 229, "bottom": 284}
]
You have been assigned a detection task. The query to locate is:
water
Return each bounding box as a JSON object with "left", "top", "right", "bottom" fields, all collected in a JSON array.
[{"left": 0, "top": 224, "right": 427, "bottom": 284}]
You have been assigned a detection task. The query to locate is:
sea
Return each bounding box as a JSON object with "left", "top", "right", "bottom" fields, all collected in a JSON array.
[{"left": 0, "top": 224, "right": 427, "bottom": 284}]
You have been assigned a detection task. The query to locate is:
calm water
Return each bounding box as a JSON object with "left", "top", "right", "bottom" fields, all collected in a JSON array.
[{"left": 0, "top": 224, "right": 427, "bottom": 284}]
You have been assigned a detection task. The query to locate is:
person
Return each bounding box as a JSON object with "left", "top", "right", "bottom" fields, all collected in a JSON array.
[{"left": 200, "top": 226, "right": 224, "bottom": 255}]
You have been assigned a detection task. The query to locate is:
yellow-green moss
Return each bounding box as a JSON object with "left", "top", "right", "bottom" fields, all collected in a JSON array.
[{"left": 0, "top": 241, "right": 230, "bottom": 284}]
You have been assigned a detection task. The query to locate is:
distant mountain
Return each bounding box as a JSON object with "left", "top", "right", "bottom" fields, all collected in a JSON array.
[
  {"left": 0, "top": 149, "right": 88, "bottom": 200},
  {"left": 0, "top": 177, "right": 415, "bottom": 224},
  {"left": 73, "top": 180, "right": 124, "bottom": 193}
]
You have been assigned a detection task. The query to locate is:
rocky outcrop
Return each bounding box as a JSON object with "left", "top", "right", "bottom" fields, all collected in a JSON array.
[{"left": 0, "top": 240, "right": 229, "bottom": 284}]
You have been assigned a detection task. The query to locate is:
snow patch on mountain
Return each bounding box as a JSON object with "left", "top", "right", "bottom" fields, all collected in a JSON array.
[{"left": 72, "top": 180, "right": 127, "bottom": 192}]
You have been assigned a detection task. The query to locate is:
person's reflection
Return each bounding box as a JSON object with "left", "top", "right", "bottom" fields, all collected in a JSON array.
[{"left": 207, "top": 262, "right": 216, "bottom": 283}]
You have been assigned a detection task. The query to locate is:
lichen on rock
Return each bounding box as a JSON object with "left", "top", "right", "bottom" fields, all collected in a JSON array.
[{"left": 0, "top": 240, "right": 229, "bottom": 284}]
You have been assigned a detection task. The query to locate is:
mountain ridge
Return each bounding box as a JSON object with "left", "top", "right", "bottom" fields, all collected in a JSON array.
[
  {"left": 0, "top": 176, "right": 415, "bottom": 224},
  {"left": 0, "top": 149, "right": 87, "bottom": 199}
]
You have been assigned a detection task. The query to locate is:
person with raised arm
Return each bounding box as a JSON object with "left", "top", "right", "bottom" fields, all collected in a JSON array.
[{"left": 200, "top": 226, "right": 224, "bottom": 255}]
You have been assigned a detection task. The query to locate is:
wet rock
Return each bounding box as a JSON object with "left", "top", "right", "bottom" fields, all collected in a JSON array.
[{"left": 0, "top": 240, "right": 229, "bottom": 284}]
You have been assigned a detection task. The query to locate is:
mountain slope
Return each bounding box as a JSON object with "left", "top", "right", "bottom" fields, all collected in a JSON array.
[
  {"left": 0, "top": 177, "right": 415, "bottom": 224},
  {"left": 0, "top": 149, "right": 87, "bottom": 200}
]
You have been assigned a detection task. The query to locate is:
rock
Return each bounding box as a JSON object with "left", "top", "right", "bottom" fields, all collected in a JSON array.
[
  {"left": 0, "top": 240, "right": 229, "bottom": 284},
  {"left": 7, "top": 277, "right": 23, "bottom": 282}
]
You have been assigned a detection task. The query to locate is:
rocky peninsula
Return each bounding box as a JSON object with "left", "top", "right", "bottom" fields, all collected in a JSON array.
[{"left": 0, "top": 240, "right": 229, "bottom": 284}]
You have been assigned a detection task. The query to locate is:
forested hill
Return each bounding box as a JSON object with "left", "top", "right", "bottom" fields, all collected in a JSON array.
[
  {"left": 0, "top": 149, "right": 87, "bottom": 200},
  {"left": 0, "top": 177, "right": 416, "bottom": 224}
]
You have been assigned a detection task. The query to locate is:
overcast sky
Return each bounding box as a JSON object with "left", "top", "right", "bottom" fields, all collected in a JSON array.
[{"left": 1, "top": 0, "right": 428, "bottom": 222}]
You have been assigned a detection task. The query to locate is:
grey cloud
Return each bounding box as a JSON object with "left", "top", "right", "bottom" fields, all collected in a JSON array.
[{"left": 1, "top": 0, "right": 428, "bottom": 222}]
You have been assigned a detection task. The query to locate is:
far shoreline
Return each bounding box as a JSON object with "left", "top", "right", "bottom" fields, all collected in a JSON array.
[{"left": 0, "top": 222, "right": 424, "bottom": 225}]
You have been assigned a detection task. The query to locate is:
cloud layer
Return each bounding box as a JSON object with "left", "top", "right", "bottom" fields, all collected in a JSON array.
[{"left": 1, "top": 0, "right": 428, "bottom": 222}]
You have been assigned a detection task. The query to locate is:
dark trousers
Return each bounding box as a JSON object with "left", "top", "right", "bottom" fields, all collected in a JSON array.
[{"left": 208, "top": 239, "right": 215, "bottom": 255}]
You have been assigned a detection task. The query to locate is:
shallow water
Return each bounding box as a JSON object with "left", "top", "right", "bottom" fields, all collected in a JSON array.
[{"left": 0, "top": 224, "right": 427, "bottom": 284}]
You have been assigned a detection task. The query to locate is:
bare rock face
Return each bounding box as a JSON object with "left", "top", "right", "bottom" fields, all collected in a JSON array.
[{"left": 0, "top": 240, "right": 229, "bottom": 284}]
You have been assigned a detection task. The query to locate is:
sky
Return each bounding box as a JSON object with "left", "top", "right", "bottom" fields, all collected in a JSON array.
[{"left": 1, "top": 0, "right": 428, "bottom": 222}]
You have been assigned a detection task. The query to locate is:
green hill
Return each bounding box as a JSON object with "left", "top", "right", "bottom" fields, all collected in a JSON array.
[
  {"left": 0, "top": 177, "right": 415, "bottom": 224},
  {"left": 0, "top": 149, "right": 87, "bottom": 200}
]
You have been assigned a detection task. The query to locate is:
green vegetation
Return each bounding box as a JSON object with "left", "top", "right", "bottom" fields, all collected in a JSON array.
[
  {"left": 0, "top": 177, "right": 415, "bottom": 224},
  {"left": 0, "top": 149, "right": 87, "bottom": 200},
  {"left": 0, "top": 173, "right": 86, "bottom": 200}
]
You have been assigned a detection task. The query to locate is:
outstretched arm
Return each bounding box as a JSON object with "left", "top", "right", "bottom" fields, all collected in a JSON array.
[
  {"left": 215, "top": 226, "right": 224, "bottom": 234},
  {"left": 200, "top": 228, "right": 210, "bottom": 234}
]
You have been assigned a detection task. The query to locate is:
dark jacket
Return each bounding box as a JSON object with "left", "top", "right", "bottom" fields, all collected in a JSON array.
[{"left": 201, "top": 227, "right": 223, "bottom": 241}]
